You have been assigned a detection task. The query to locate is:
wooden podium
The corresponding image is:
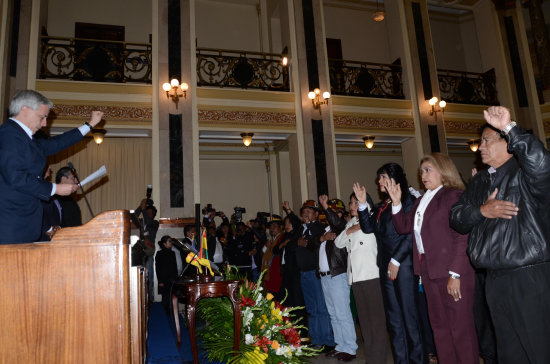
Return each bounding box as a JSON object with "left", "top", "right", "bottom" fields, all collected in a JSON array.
[{"left": 0, "top": 210, "right": 146, "bottom": 364}]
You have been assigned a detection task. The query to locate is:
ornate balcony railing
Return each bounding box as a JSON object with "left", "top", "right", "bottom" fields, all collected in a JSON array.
[
  {"left": 328, "top": 59, "right": 404, "bottom": 99},
  {"left": 39, "top": 36, "right": 151, "bottom": 83},
  {"left": 196, "top": 48, "right": 289, "bottom": 91},
  {"left": 437, "top": 68, "right": 498, "bottom": 105}
]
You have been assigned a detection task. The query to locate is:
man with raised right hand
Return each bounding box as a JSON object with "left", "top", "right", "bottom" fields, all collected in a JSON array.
[
  {"left": 0, "top": 90, "right": 103, "bottom": 244},
  {"left": 450, "top": 106, "right": 550, "bottom": 364}
]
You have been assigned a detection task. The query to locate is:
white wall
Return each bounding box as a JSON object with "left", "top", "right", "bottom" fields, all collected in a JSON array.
[
  {"left": 430, "top": 14, "right": 483, "bottom": 72},
  {"left": 277, "top": 151, "right": 293, "bottom": 208},
  {"left": 337, "top": 153, "right": 404, "bottom": 201},
  {"left": 46, "top": 0, "right": 151, "bottom": 43},
  {"left": 195, "top": 0, "right": 260, "bottom": 51},
  {"left": 200, "top": 158, "right": 273, "bottom": 223},
  {"left": 323, "top": 5, "right": 392, "bottom": 63}
]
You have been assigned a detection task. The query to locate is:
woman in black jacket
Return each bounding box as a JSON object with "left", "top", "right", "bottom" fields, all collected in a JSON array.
[
  {"left": 155, "top": 235, "right": 178, "bottom": 313},
  {"left": 354, "top": 163, "right": 435, "bottom": 364}
]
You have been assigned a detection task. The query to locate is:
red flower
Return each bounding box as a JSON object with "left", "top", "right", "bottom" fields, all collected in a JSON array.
[
  {"left": 281, "top": 328, "right": 301, "bottom": 347},
  {"left": 241, "top": 294, "right": 256, "bottom": 307},
  {"left": 274, "top": 301, "right": 286, "bottom": 311},
  {"left": 253, "top": 336, "right": 272, "bottom": 353}
]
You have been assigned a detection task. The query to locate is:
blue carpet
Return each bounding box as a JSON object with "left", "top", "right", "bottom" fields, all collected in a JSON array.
[{"left": 147, "top": 302, "right": 222, "bottom": 364}]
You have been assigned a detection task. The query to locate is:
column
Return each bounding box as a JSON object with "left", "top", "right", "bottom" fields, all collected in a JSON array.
[{"left": 154, "top": 0, "right": 198, "bottom": 218}]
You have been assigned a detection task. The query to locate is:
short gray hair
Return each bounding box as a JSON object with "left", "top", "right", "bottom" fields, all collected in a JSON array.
[{"left": 8, "top": 90, "right": 53, "bottom": 117}]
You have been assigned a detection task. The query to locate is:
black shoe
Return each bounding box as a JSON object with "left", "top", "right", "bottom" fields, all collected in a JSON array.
[
  {"left": 337, "top": 352, "right": 356, "bottom": 362},
  {"left": 325, "top": 349, "right": 341, "bottom": 357},
  {"left": 320, "top": 345, "right": 335, "bottom": 354}
]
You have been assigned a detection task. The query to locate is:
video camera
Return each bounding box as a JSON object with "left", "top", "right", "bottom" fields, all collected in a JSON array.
[{"left": 233, "top": 206, "right": 246, "bottom": 222}]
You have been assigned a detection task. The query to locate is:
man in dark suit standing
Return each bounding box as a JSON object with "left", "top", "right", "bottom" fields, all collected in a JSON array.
[{"left": 0, "top": 90, "right": 103, "bottom": 244}]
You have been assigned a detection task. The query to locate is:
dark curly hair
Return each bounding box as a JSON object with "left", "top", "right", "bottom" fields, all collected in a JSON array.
[{"left": 376, "top": 163, "right": 411, "bottom": 203}]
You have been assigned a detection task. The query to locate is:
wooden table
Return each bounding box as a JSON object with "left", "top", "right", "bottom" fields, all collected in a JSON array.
[{"left": 172, "top": 277, "right": 241, "bottom": 364}]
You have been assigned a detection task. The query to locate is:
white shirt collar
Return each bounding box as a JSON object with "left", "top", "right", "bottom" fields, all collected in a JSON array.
[{"left": 10, "top": 118, "right": 33, "bottom": 139}]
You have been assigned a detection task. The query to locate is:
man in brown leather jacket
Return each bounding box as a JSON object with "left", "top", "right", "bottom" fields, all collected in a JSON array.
[{"left": 450, "top": 106, "right": 550, "bottom": 364}]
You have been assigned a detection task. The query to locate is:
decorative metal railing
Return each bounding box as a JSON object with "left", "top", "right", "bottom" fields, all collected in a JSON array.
[
  {"left": 39, "top": 36, "right": 152, "bottom": 83},
  {"left": 196, "top": 48, "right": 289, "bottom": 91},
  {"left": 328, "top": 59, "right": 404, "bottom": 99},
  {"left": 437, "top": 68, "right": 498, "bottom": 105}
]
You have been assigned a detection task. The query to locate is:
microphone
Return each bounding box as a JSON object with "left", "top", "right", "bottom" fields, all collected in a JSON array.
[{"left": 67, "top": 162, "right": 75, "bottom": 172}]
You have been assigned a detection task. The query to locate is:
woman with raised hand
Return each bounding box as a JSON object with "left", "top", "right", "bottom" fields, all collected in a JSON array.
[
  {"left": 334, "top": 191, "right": 387, "bottom": 364},
  {"left": 385, "top": 153, "right": 478, "bottom": 364},
  {"left": 352, "top": 163, "right": 425, "bottom": 364}
]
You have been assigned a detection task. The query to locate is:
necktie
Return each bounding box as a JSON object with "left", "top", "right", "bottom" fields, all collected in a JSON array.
[{"left": 54, "top": 199, "right": 62, "bottom": 222}]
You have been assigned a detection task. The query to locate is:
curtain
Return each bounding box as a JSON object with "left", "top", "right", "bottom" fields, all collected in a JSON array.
[{"left": 48, "top": 137, "right": 152, "bottom": 224}]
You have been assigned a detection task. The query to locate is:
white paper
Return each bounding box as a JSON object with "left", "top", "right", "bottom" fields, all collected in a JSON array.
[{"left": 79, "top": 165, "right": 107, "bottom": 187}]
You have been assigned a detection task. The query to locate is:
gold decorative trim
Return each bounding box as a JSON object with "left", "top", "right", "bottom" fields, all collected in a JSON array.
[
  {"left": 198, "top": 109, "right": 296, "bottom": 126},
  {"left": 444, "top": 120, "right": 483, "bottom": 134},
  {"left": 52, "top": 104, "right": 152, "bottom": 121},
  {"left": 334, "top": 115, "right": 414, "bottom": 130}
]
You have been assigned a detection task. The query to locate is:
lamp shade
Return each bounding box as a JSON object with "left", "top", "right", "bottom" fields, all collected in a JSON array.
[
  {"left": 362, "top": 136, "right": 375, "bottom": 149},
  {"left": 241, "top": 133, "right": 254, "bottom": 148},
  {"left": 92, "top": 129, "right": 106, "bottom": 145}
]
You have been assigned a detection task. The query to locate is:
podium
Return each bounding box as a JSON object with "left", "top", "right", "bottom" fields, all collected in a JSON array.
[{"left": 0, "top": 210, "right": 146, "bottom": 364}]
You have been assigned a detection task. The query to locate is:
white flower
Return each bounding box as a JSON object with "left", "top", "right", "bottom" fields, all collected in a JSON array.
[
  {"left": 255, "top": 293, "right": 263, "bottom": 303},
  {"left": 295, "top": 346, "right": 303, "bottom": 356},
  {"left": 276, "top": 345, "right": 293, "bottom": 358},
  {"left": 245, "top": 333, "right": 255, "bottom": 345},
  {"left": 243, "top": 307, "right": 254, "bottom": 327}
]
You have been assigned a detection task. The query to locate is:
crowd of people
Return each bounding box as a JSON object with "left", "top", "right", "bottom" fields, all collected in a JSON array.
[
  {"left": 2, "top": 89, "right": 548, "bottom": 363},
  {"left": 150, "top": 106, "right": 550, "bottom": 364}
]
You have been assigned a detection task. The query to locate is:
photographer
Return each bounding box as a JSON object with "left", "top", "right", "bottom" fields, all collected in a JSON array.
[
  {"left": 134, "top": 197, "right": 159, "bottom": 304},
  {"left": 226, "top": 221, "right": 256, "bottom": 279},
  {"left": 202, "top": 204, "right": 228, "bottom": 229}
]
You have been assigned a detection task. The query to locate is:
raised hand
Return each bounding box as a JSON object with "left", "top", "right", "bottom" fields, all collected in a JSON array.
[
  {"left": 282, "top": 201, "right": 291, "bottom": 214},
  {"left": 352, "top": 182, "right": 367, "bottom": 205},
  {"left": 480, "top": 188, "right": 519, "bottom": 219},
  {"left": 483, "top": 106, "right": 511, "bottom": 130},
  {"left": 319, "top": 194, "right": 329, "bottom": 209},
  {"left": 384, "top": 178, "right": 402, "bottom": 206},
  {"left": 89, "top": 110, "right": 104, "bottom": 128}
]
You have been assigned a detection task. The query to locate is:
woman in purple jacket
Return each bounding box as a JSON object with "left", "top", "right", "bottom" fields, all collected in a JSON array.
[{"left": 386, "top": 153, "right": 478, "bottom": 364}]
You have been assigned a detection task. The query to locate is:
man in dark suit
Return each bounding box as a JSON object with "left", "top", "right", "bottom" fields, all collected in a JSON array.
[
  {"left": 0, "top": 90, "right": 103, "bottom": 244},
  {"left": 55, "top": 166, "right": 83, "bottom": 227}
]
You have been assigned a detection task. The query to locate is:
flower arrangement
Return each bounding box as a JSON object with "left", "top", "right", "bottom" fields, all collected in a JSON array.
[{"left": 196, "top": 269, "right": 319, "bottom": 363}]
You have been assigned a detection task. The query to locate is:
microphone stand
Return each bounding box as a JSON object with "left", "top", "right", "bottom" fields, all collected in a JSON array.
[{"left": 70, "top": 165, "right": 94, "bottom": 218}]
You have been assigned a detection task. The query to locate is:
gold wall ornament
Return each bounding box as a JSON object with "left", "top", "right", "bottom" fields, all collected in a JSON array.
[
  {"left": 162, "top": 79, "right": 188, "bottom": 109},
  {"left": 308, "top": 88, "right": 331, "bottom": 110}
]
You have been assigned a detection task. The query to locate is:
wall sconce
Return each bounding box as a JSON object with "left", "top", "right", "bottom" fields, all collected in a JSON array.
[
  {"left": 308, "top": 88, "right": 331, "bottom": 109},
  {"left": 162, "top": 78, "right": 189, "bottom": 109},
  {"left": 241, "top": 132, "right": 254, "bottom": 148},
  {"left": 468, "top": 140, "right": 480, "bottom": 152},
  {"left": 372, "top": 0, "right": 385, "bottom": 22},
  {"left": 281, "top": 46, "right": 289, "bottom": 66},
  {"left": 92, "top": 129, "right": 106, "bottom": 145},
  {"left": 428, "top": 96, "right": 446, "bottom": 116},
  {"left": 362, "top": 136, "right": 375, "bottom": 149}
]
